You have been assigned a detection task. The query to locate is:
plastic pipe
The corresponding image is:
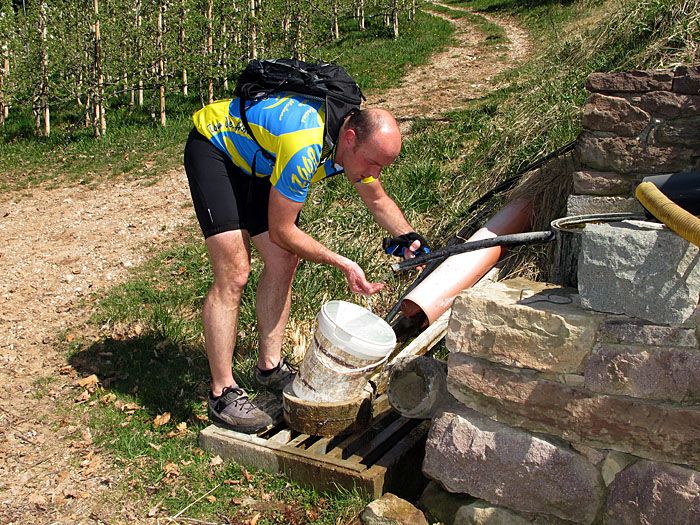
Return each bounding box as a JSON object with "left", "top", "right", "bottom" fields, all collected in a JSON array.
[
  {"left": 636, "top": 181, "right": 700, "bottom": 248},
  {"left": 401, "top": 199, "right": 532, "bottom": 324}
]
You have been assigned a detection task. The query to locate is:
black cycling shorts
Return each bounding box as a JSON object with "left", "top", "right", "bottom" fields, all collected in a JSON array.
[{"left": 184, "top": 128, "right": 271, "bottom": 238}]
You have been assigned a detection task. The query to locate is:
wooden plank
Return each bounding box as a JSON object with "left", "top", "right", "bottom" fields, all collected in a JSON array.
[
  {"left": 307, "top": 436, "right": 333, "bottom": 455},
  {"left": 349, "top": 417, "right": 413, "bottom": 463},
  {"left": 287, "top": 432, "right": 312, "bottom": 448},
  {"left": 362, "top": 420, "right": 431, "bottom": 500},
  {"left": 325, "top": 409, "right": 398, "bottom": 459},
  {"left": 199, "top": 425, "right": 381, "bottom": 497},
  {"left": 267, "top": 429, "right": 292, "bottom": 444},
  {"left": 200, "top": 425, "right": 367, "bottom": 473}
]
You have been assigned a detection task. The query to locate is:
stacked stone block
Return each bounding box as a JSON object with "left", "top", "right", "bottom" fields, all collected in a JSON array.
[
  {"left": 420, "top": 278, "right": 700, "bottom": 524},
  {"left": 417, "top": 66, "right": 700, "bottom": 525},
  {"left": 569, "top": 66, "right": 700, "bottom": 216}
]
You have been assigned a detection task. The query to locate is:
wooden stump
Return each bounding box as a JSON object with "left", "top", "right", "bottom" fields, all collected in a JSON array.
[{"left": 283, "top": 383, "right": 387, "bottom": 436}]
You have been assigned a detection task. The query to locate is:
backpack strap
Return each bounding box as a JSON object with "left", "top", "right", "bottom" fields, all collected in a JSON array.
[{"left": 239, "top": 98, "right": 275, "bottom": 178}]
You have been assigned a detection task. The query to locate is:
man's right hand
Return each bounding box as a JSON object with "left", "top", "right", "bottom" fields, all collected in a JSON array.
[{"left": 342, "top": 259, "right": 384, "bottom": 294}]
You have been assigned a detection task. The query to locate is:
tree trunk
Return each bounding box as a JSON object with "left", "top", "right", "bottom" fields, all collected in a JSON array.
[
  {"left": 38, "top": 2, "right": 50, "bottom": 136},
  {"left": 331, "top": 2, "right": 339, "bottom": 40},
  {"left": 249, "top": 0, "right": 258, "bottom": 59},
  {"left": 222, "top": 23, "right": 228, "bottom": 91},
  {"left": 0, "top": 57, "right": 6, "bottom": 125},
  {"left": 179, "top": 1, "right": 188, "bottom": 95},
  {"left": 136, "top": 0, "right": 144, "bottom": 106},
  {"left": 293, "top": 13, "right": 305, "bottom": 57},
  {"left": 393, "top": 0, "right": 399, "bottom": 39},
  {"left": 94, "top": 0, "right": 106, "bottom": 137},
  {"left": 358, "top": 0, "right": 365, "bottom": 31},
  {"left": 158, "top": 5, "right": 166, "bottom": 126},
  {"left": 207, "top": 0, "right": 214, "bottom": 103}
]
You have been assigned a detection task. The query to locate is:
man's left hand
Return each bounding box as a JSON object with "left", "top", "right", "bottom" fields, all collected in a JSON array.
[{"left": 383, "top": 232, "right": 431, "bottom": 259}]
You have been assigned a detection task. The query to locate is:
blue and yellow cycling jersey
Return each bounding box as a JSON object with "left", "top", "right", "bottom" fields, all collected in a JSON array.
[{"left": 192, "top": 94, "right": 353, "bottom": 203}]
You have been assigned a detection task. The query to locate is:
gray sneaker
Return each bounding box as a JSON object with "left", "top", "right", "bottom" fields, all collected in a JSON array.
[
  {"left": 253, "top": 358, "right": 297, "bottom": 392},
  {"left": 208, "top": 387, "right": 272, "bottom": 433}
]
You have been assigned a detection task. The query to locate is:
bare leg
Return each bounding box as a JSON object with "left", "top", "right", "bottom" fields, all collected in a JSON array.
[
  {"left": 251, "top": 231, "right": 299, "bottom": 370},
  {"left": 203, "top": 230, "right": 252, "bottom": 396}
]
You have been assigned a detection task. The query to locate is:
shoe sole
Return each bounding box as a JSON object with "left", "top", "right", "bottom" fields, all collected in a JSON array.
[{"left": 208, "top": 410, "right": 272, "bottom": 434}]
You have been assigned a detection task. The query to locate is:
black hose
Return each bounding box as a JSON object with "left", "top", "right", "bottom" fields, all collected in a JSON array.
[
  {"left": 384, "top": 140, "right": 576, "bottom": 324},
  {"left": 390, "top": 231, "right": 555, "bottom": 273}
]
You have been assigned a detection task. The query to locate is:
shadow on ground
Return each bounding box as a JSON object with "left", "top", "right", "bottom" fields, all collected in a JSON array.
[{"left": 68, "top": 334, "right": 259, "bottom": 420}]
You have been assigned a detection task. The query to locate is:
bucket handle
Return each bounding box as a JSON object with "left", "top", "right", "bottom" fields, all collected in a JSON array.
[{"left": 314, "top": 342, "right": 391, "bottom": 373}]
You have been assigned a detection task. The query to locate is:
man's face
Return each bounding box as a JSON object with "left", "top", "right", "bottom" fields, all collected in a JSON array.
[{"left": 343, "top": 133, "right": 400, "bottom": 183}]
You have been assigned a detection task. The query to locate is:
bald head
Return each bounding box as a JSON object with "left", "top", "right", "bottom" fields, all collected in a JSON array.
[
  {"left": 345, "top": 108, "right": 401, "bottom": 156},
  {"left": 334, "top": 108, "right": 402, "bottom": 183}
]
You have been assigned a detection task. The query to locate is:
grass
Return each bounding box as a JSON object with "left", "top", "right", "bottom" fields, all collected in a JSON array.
[{"left": 24, "top": 0, "right": 700, "bottom": 522}]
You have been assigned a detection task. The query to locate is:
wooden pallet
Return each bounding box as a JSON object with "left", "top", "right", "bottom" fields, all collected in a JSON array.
[{"left": 199, "top": 397, "right": 430, "bottom": 499}]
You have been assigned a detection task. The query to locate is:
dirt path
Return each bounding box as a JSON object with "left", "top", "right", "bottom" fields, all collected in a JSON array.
[{"left": 0, "top": 7, "right": 530, "bottom": 523}]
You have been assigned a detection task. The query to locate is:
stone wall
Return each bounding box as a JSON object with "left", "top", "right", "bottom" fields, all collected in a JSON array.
[
  {"left": 419, "top": 278, "right": 700, "bottom": 524},
  {"left": 569, "top": 66, "right": 700, "bottom": 217},
  {"left": 417, "top": 67, "right": 700, "bottom": 525}
]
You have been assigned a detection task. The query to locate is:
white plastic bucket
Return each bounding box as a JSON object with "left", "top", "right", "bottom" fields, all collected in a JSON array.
[{"left": 292, "top": 300, "right": 397, "bottom": 403}]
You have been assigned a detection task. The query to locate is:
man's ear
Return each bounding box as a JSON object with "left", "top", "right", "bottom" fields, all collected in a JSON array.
[{"left": 342, "top": 127, "right": 357, "bottom": 149}]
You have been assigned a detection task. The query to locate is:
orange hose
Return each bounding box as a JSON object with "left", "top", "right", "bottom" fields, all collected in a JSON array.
[{"left": 636, "top": 181, "right": 700, "bottom": 248}]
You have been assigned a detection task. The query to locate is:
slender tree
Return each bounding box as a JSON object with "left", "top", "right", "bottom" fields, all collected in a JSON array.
[{"left": 0, "top": 2, "right": 14, "bottom": 125}]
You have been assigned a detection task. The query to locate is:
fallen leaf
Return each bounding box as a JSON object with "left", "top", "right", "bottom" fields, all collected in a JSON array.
[
  {"left": 101, "top": 393, "right": 116, "bottom": 404},
  {"left": 76, "top": 374, "right": 99, "bottom": 388},
  {"left": 232, "top": 497, "right": 243, "bottom": 505},
  {"left": 74, "top": 391, "right": 90, "bottom": 403},
  {"left": 176, "top": 421, "right": 187, "bottom": 432},
  {"left": 206, "top": 495, "right": 216, "bottom": 503},
  {"left": 243, "top": 470, "right": 253, "bottom": 482},
  {"left": 148, "top": 442, "right": 162, "bottom": 451},
  {"left": 163, "top": 463, "right": 180, "bottom": 478},
  {"left": 210, "top": 456, "right": 223, "bottom": 467},
  {"left": 121, "top": 402, "right": 141, "bottom": 412},
  {"left": 224, "top": 479, "right": 241, "bottom": 486},
  {"left": 250, "top": 513, "right": 261, "bottom": 525},
  {"left": 153, "top": 412, "right": 171, "bottom": 427}
]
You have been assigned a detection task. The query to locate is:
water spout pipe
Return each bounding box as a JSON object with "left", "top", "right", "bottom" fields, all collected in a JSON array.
[{"left": 401, "top": 199, "right": 532, "bottom": 324}]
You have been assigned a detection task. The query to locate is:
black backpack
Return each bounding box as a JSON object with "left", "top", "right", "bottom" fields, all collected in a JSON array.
[{"left": 234, "top": 58, "right": 365, "bottom": 167}]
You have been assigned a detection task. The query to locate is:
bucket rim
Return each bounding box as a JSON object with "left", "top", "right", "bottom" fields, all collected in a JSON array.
[{"left": 319, "top": 300, "right": 396, "bottom": 358}]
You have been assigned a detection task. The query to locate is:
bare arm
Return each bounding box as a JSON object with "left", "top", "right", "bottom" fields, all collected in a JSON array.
[
  {"left": 354, "top": 178, "right": 413, "bottom": 236},
  {"left": 355, "top": 179, "right": 424, "bottom": 257},
  {"left": 267, "top": 187, "right": 383, "bottom": 294}
]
